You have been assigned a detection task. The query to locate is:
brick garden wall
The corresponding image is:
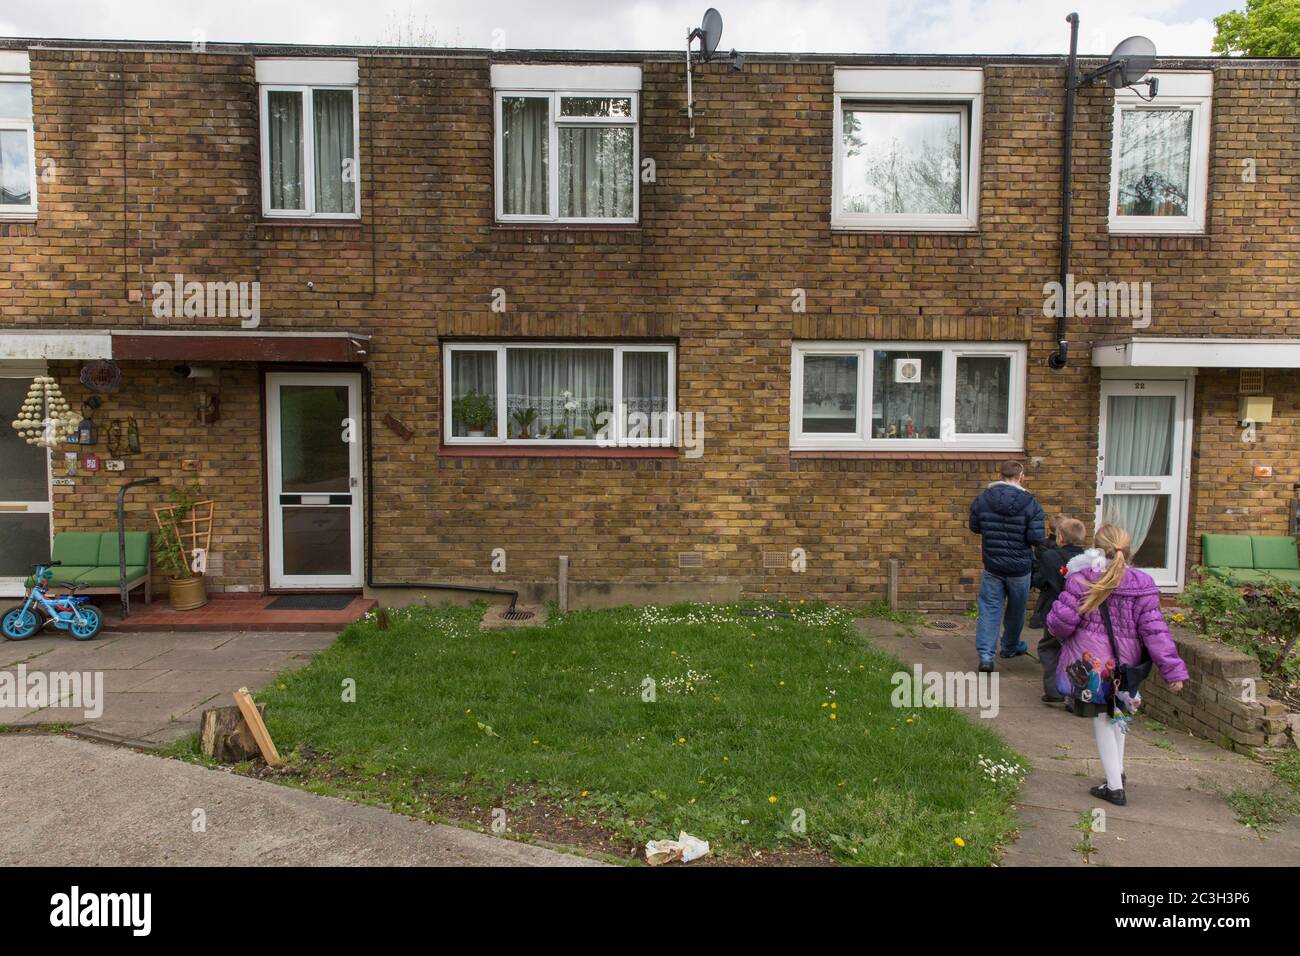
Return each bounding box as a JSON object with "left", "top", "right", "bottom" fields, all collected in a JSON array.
[
  {"left": 1, "top": 43, "right": 1297, "bottom": 607},
  {"left": 1143, "top": 626, "right": 1292, "bottom": 753}
]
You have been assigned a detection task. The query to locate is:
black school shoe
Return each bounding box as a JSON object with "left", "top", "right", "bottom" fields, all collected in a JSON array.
[
  {"left": 978, "top": 660, "right": 996, "bottom": 673},
  {"left": 1089, "top": 783, "right": 1127, "bottom": 805},
  {"left": 1041, "top": 693, "right": 1065, "bottom": 704}
]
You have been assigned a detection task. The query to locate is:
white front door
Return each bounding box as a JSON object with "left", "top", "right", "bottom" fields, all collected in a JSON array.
[
  {"left": 0, "top": 371, "right": 52, "bottom": 597},
  {"left": 1096, "top": 378, "right": 1193, "bottom": 590},
  {"left": 266, "top": 372, "right": 363, "bottom": 589}
]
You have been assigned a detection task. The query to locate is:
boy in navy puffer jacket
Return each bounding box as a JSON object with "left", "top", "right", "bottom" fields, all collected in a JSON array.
[{"left": 968, "top": 460, "right": 1046, "bottom": 671}]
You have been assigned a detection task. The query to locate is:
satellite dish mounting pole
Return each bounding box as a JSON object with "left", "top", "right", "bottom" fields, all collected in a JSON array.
[{"left": 1050, "top": 11, "right": 1080, "bottom": 370}]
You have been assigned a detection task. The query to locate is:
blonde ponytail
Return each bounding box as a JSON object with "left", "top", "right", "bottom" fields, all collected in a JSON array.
[{"left": 1079, "top": 524, "right": 1131, "bottom": 615}]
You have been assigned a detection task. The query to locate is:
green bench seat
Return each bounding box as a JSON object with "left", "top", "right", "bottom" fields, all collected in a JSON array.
[
  {"left": 1202, "top": 533, "right": 1300, "bottom": 587},
  {"left": 42, "top": 531, "right": 152, "bottom": 602}
]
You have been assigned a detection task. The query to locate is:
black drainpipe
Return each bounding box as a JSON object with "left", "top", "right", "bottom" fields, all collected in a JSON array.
[
  {"left": 117, "top": 476, "right": 160, "bottom": 619},
  {"left": 361, "top": 365, "right": 519, "bottom": 612},
  {"left": 1050, "top": 12, "right": 1080, "bottom": 371}
]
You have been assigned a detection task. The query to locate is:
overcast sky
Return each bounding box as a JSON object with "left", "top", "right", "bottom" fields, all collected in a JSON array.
[{"left": 1, "top": 0, "right": 1238, "bottom": 56}]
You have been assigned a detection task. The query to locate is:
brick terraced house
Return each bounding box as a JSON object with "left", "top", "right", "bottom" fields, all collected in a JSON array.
[{"left": 0, "top": 38, "right": 1297, "bottom": 612}]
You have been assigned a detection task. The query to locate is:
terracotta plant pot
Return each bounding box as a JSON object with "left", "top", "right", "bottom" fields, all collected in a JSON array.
[{"left": 167, "top": 574, "right": 208, "bottom": 611}]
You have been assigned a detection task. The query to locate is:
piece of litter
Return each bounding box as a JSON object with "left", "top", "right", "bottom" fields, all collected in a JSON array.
[{"left": 645, "top": 831, "right": 710, "bottom": 866}]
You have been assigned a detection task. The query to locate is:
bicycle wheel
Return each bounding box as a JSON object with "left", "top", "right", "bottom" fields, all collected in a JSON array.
[
  {"left": 2, "top": 606, "right": 40, "bottom": 641},
  {"left": 70, "top": 605, "right": 103, "bottom": 641}
]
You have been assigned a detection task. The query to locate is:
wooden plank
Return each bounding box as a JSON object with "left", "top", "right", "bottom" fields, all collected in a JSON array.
[{"left": 233, "top": 687, "right": 282, "bottom": 766}]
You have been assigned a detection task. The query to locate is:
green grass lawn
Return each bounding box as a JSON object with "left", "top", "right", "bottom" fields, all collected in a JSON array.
[{"left": 239, "top": 601, "right": 1025, "bottom": 865}]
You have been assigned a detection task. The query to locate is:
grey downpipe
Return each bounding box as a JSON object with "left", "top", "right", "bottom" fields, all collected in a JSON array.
[
  {"left": 117, "top": 476, "right": 160, "bottom": 619},
  {"left": 361, "top": 366, "right": 519, "bottom": 612},
  {"left": 1050, "top": 12, "right": 1080, "bottom": 371}
]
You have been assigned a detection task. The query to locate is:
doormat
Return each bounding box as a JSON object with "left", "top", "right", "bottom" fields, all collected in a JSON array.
[{"left": 267, "top": 594, "right": 356, "bottom": 611}]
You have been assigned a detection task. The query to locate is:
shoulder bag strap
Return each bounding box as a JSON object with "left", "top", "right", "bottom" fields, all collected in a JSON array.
[{"left": 1099, "top": 600, "right": 1122, "bottom": 667}]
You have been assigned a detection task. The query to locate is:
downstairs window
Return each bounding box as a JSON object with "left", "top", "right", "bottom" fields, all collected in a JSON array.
[
  {"left": 443, "top": 342, "right": 675, "bottom": 446},
  {"left": 791, "top": 342, "right": 1025, "bottom": 451}
]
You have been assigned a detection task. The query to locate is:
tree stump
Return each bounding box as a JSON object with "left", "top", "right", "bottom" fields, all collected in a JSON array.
[{"left": 199, "top": 702, "right": 267, "bottom": 763}]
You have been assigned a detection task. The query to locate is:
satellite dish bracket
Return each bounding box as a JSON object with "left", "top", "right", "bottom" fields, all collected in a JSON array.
[{"left": 685, "top": 8, "right": 725, "bottom": 139}]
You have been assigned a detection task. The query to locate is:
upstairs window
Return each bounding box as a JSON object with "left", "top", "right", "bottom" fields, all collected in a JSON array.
[
  {"left": 0, "top": 53, "right": 35, "bottom": 218},
  {"left": 492, "top": 65, "right": 641, "bottom": 224},
  {"left": 791, "top": 342, "right": 1025, "bottom": 451},
  {"left": 1109, "top": 73, "right": 1211, "bottom": 234},
  {"left": 256, "top": 59, "right": 360, "bottom": 219},
  {"left": 833, "top": 68, "right": 983, "bottom": 231}
]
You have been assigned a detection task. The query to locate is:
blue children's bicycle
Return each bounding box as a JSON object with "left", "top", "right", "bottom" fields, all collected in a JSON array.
[{"left": 1, "top": 561, "right": 103, "bottom": 641}]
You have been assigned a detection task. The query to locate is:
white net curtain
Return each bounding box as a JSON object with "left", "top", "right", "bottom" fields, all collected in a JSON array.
[
  {"left": 267, "top": 88, "right": 355, "bottom": 213},
  {"left": 1103, "top": 395, "right": 1175, "bottom": 557},
  {"left": 501, "top": 97, "right": 549, "bottom": 216},
  {"left": 267, "top": 91, "right": 304, "bottom": 210},
  {"left": 507, "top": 348, "right": 613, "bottom": 440},
  {"left": 313, "top": 89, "right": 356, "bottom": 213}
]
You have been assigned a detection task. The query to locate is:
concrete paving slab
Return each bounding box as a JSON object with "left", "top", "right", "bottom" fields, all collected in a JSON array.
[
  {"left": 3, "top": 629, "right": 331, "bottom": 745},
  {"left": 212, "top": 632, "right": 340, "bottom": 653},
  {"left": 130, "top": 669, "right": 284, "bottom": 696},
  {"left": 858, "top": 615, "right": 1300, "bottom": 868},
  {"left": 0, "top": 735, "right": 605, "bottom": 867},
  {"left": 112, "top": 646, "right": 297, "bottom": 673}
]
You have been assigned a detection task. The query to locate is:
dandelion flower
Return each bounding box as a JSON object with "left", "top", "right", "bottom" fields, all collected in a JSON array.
[
  {"left": 768, "top": 795, "right": 778, "bottom": 804},
  {"left": 954, "top": 837, "right": 966, "bottom": 848}
]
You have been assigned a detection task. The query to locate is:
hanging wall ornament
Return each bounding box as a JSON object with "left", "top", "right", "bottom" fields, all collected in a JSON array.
[
  {"left": 10, "top": 376, "right": 80, "bottom": 448},
  {"left": 80, "top": 360, "right": 122, "bottom": 394}
]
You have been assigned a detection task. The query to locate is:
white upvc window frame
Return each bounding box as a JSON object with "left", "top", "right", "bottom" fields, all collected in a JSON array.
[
  {"left": 443, "top": 341, "right": 676, "bottom": 446},
  {"left": 1109, "top": 72, "right": 1212, "bottom": 235},
  {"left": 832, "top": 67, "right": 983, "bottom": 232},
  {"left": 790, "top": 341, "right": 1026, "bottom": 452},
  {"left": 258, "top": 83, "right": 361, "bottom": 220},
  {"left": 493, "top": 89, "right": 639, "bottom": 225},
  {"left": 0, "top": 67, "right": 37, "bottom": 220}
]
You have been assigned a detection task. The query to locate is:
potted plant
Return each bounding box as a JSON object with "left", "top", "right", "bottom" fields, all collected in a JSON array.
[
  {"left": 511, "top": 407, "right": 538, "bottom": 439},
  {"left": 453, "top": 390, "right": 494, "bottom": 437},
  {"left": 154, "top": 484, "right": 209, "bottom": 610}
]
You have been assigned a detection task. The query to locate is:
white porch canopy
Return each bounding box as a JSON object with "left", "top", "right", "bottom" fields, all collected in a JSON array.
[
  {"left": 1093, "top": 337, "right": 1300, "bottom": 369},
  {"left": 0, "top": 330, "right": 111, "bottom": 360}
]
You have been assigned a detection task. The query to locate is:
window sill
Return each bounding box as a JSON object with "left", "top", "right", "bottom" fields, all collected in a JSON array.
[
  {"left": 792, "top": 449, "right": 1021, "bottom": 461},
  {"left": 831, "top": 224, "right": 979, "bottom": 235},
  {"left": 1108, "top": 228, "right": 1205, "bottom": 237},
  {"left": 491, "top": 222, "right": 642, "bottom": 232},
  {"left": 440, "top": 445, "right": 677, "bottom": 459},
  {"left": 0, "top": 213, "right": 37, "bottom": 223},
  {"left": 258, "top": 218, "right": 363, "bottom": 228}
]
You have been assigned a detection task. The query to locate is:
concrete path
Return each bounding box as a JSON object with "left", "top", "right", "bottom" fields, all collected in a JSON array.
[
  {"left": 0, "top": 735, "right": 606, "bottom": 867},
  {"left": 857, "top": 616, "right": 1300, "bottom": 867},
  {"left": 0, "top": 630, "right": 335, "bottom": 746}
]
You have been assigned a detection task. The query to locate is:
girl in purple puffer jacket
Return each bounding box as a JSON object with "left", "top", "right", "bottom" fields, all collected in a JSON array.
[{"left": 1046, "top": 524, "right": 1188, "bottom": 806}]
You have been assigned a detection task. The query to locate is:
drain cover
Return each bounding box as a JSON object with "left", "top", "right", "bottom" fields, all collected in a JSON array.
[
  {"left": 927, "top": 619, "right": 959, "bottom": 630},
  {"left": 921, "top": 641, "right": 943, "bottom": 650},
  {"left": 501, "top": 608, "right": 535, "bottom": 621}
]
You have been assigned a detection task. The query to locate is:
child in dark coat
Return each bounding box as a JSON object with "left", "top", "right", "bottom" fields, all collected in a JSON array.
[{"left": 1032, "top": 516, "right": 1087, "bottom": 703}]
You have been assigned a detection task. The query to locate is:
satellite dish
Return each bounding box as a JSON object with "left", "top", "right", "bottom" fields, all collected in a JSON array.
[
  {"left": 1106, "top": 35, "right": 1156, "bottom": 89},
  {"left": 697, "top": 8, "right": 724, "bottom": 61}
]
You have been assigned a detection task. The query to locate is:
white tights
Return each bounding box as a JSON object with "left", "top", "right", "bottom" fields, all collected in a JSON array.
[{"left": 1092, "top": 715, "right": 1127, "bottom": 790}]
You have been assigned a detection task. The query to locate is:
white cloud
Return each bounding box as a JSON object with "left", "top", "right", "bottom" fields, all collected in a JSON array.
[{"left": 1, "top": 0, "right": 1217, "bottom": 55}]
